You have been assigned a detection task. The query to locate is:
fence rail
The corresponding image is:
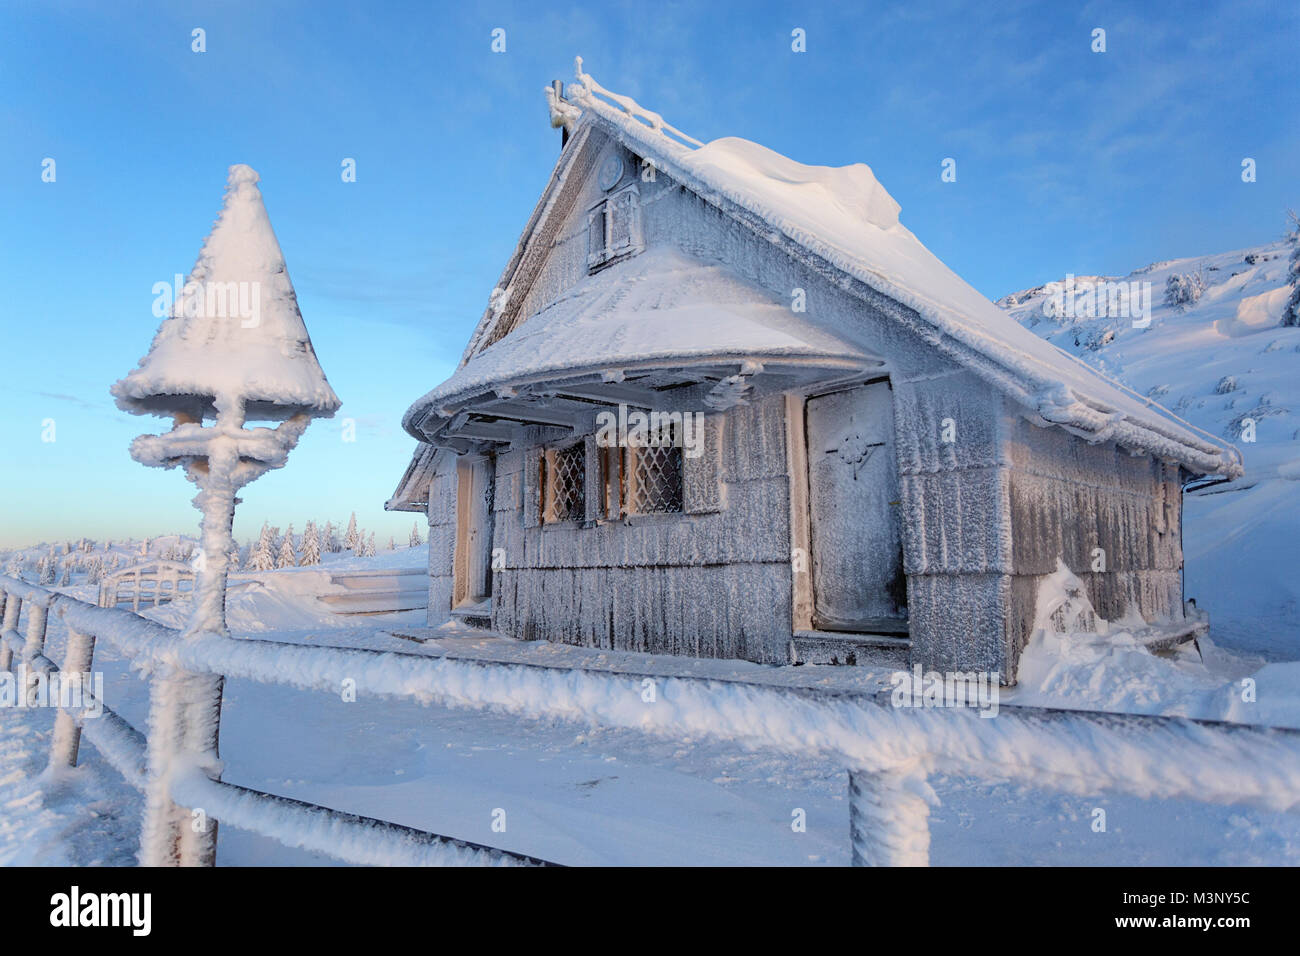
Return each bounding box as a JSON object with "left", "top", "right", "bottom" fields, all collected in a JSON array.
[{"left": 3, "top": 573, "right": 1300, "bottom": 867}]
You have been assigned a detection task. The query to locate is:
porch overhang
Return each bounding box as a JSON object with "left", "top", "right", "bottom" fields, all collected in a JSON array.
[
  {"left": 406, "top": 353, "right": 878, "bottom": 452},
  {"left": 401, "top": 247, "right": 882, "bottom": 452}
]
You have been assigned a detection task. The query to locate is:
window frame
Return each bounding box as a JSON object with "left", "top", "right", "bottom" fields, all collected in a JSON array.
[
  {"left": 585, "top": 183, "right": 643, "bottom": 273},
  {"left": 538, "top": 439, "right": 588, "bottom": 526},
  {"left": 621, "top": 438, "right": 685, "bottom": 518}
]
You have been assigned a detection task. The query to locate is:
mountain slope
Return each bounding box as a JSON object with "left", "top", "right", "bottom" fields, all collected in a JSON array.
[{"left": 1000, "top": 237, "right": 1299, "bottom": 658}]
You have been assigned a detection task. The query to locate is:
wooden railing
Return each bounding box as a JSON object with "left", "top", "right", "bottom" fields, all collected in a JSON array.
[
  {"left": 98, "top": 560, "right": 195, "bottom": 613},
  {"left": 3, "top": 572, "right": 1300, "bottom": 867},
  {"left": 1, "top": 575, "right": 553, "bottom": 866}
]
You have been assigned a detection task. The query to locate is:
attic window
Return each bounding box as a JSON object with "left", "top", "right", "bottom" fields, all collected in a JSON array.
[{"left": 587, "top": 184, "right": 642, "bottom": 272}]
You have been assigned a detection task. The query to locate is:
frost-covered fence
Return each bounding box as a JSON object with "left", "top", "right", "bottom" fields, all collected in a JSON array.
[
  {"left": 97, "top": 560, "right": 195, "bottom": 613},
  {"left": 0, "top": 576, "right": 554, "bottom": 867},
  {"left": 5, "top": 573, "right": 1300, "bottom": 867}
]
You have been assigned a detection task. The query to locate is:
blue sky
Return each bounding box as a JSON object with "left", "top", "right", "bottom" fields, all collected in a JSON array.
[{"left": 1, "top": 0, "right": 1296, "bottom": 549}]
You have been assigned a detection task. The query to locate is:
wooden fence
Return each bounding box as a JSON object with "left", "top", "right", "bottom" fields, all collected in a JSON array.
[
  {"left": 98, "top": 560, "right": 195, "bottom": 613},
  {"left": 3, "top": 572, "right": 1300, "bottom": 867}
]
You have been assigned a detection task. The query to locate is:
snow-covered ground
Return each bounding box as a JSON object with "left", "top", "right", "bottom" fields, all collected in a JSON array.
[{"left": 1, "top": 550, "right": 1295, "bottom": 867}]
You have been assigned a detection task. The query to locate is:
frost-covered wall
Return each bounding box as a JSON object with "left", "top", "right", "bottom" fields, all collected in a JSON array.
[
  {"left": 1003, "top": 412, "right": 1185, "bottom": 665},
  {"left": 896, "top": 379, "right": 1186, "bottom": 684},
  {"left": 491, "top": 399, "right": 793, "bottom": 663},
  {"left": 894, "top": 369, "right": 1015, "bottom": 679},
  {"left": 426, "top": 457, "right": 457, "bottom": 617}
]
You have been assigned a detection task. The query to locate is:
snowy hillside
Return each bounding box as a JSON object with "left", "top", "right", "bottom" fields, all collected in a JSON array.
[{"left": 999, "top": 237, "right": 1299, "bottom": 658}]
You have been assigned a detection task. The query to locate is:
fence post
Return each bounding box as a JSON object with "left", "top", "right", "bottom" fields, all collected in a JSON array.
[
  {"left": 848, "top": 765, "right": 933, "bottom": 867},
  {"left": 140, "top": 669, "right": 225, "bottom": 866},
  {"left": 49, "top": 625, "right": 96, "bottom": 769},
  {"left": 20, "top": 603, "right": 48, "bottom": 702},
  {"left": 0, "top": 595, "right": 21, "bottom": 671}
]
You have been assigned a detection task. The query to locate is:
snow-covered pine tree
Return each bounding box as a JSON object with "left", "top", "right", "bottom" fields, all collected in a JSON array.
[
  {"left": 85, "top": 556, "right": 102, "bottom": 586},
  {"left": 58, "top": 562, "right": 71, "bottom": 586},
  {"left": 1164, "top": 272, "right": 1205, "bottom": 312},
  {"left": 301, "top": 521, "right": 322, "bottom": 566},
  {"left": 344, "top": 512, "right": 360, "bottom": 551},
  {"left": 387, "top": 536, "right": 395, "bottom": 551},
  {"left": 277, "top": 523, "right": 298, "bottom": 569},
  {"left": 324, "top": 520, "right": 340, "bottom": 552},
  {"left": 363, "top": 532, "right": 376, "bottom": 558},
  {"left": 39, "top": 557, "right": 55, "bottom": 585},
  {"left": 249, "top": 522, "right": 277, "bottom": 572},
  {"left": 1284, "top": 209, "right": 1300, "bottom": 328},
  {"left": 409, "top": 522, "right": 423, "bottom": 547},
  {"left": 353, "top": 528, "right": 366, "bottom": 557}
]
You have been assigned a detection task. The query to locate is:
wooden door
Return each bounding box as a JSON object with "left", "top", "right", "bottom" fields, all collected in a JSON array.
[
  {"left": 805, "top": 382, "right": 907, "bottom": 633},
  {"left": 456, "top": 455, "right": 495, "bottom": 605}
]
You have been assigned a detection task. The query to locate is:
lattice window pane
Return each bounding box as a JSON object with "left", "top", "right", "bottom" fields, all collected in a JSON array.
[
  {"left": 543, "top": 443, "right": 586, "bottom": 523},
  {"left": 626, "top": 442, "right": 683, "bottom": 515}
]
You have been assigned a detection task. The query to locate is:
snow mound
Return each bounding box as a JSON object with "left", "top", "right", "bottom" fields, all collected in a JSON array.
[{"left": 688, "top": 137, "right": 901, "bottom": 232}]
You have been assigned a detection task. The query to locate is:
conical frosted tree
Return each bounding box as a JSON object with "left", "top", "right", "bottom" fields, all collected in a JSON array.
[
  {"left": 363, "top": 531, "right": 376, "bottom": 558},
  {"left": 58, "top": 562, "right": 71, "bottom": 586},
  {"left": 409, "top": 522, "right": 423, "bottom": 547},
  {"left": 276, "top": 523, "right": 298, "bottom": 568},
  {"left": 324, "top": 520, "right": 340, "bottom": 552},
  {"left": 301, "top": 521, "right": 322, "bottom": 566},
  {"left": 387, "top": 536, "right": 395, "bottom": 551},
  {"left": 344, "top": 512, "right": 360, "bottom": 551},
  {"left": 352, "top": 527, "right": 366, "bottom": 557}
]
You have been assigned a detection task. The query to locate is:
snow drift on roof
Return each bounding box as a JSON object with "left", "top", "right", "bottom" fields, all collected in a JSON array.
[
  {"left": 689, "top": 137, "right": 901, "bottom": 232},
  {"left": 113, "top": 165, "right": 340, "bottom": 422}
]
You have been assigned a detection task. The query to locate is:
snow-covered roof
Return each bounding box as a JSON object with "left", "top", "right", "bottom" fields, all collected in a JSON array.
[
  {"left": 386, "top": 443, "right": 442, "bottom": 513},
  {"left": 114, "top": 165, "right": 340, "bottom": 423},
  {"left": 528, "top": 59, "right": 1240, "bottom": 478},
  {"left": 405, "top": 247, "right": 872, "bottom": 425}
]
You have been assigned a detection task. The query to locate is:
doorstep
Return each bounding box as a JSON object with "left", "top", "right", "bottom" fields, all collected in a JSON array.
[{"left": 791, "top": 630, "right": 911, "bottom": 668}]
